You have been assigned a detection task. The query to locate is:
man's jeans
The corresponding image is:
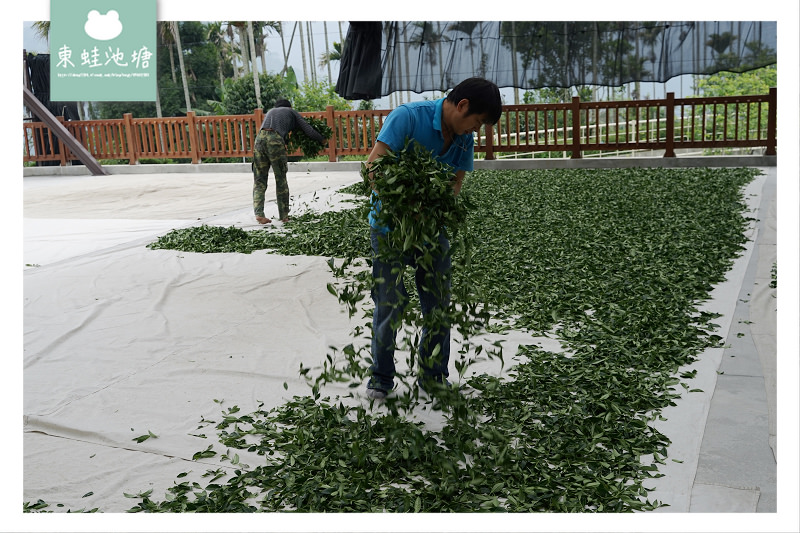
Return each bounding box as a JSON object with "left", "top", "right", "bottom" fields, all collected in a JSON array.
[{"left": 368, "top": 229, "right": 451, "bottom": 392}]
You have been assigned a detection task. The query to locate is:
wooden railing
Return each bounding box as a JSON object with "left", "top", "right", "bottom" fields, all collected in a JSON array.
[{"left": 23, "top": 89, "right": 776, "bottom": 166}]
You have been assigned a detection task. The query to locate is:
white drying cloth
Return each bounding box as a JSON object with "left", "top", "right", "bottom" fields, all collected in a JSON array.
[{"left": 17, "top": 167, "right": 783, "bottom": 531}]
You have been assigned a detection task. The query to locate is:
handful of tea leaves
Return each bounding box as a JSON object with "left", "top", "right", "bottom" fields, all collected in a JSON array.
[
  {"left": 286, "top": 117, "right": 333, "bottom": 158},
  {"left": 363, "top": 139, "right": 472, "bottom": 254}
]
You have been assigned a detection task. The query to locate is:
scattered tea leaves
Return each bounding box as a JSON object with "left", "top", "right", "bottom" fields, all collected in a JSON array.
[
  {"left": 132, "top": 430, "right": 158, "bottom": 443},
  {"left": 69, "top": 166, "right": 761, "bottom": 513}
]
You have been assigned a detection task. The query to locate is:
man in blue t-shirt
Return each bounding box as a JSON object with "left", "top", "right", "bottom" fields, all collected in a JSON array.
[{"left": 363, "top": 77, "right": 502, "bottom": 400}]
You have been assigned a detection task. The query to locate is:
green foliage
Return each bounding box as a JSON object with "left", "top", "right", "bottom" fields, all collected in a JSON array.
[
  {"left": 95, "top": 101, "right": 157, "bottom": 120},
  {"left": 178, "top": 22, "right": 220, "bottom": 106},
  {"left": 291, "top": 79, "right": 351, "bottom": 112},
  {"left": 148, "top": 225, "right": 257, "bottom": 254},
  {"left": 154, "top": 74, "right": 187, "bottom": 117},
  {"left": 366, "top": 140, "right": 471, "bottom": 256},
  {"left": 219, "top": 74, "right": 293, "bottom": 116},
  {"left": 691, "top": 66, "right": 776, "bottom": 145},
  {"left": 522, "top": 87, "right": 571, "bottom": 104},
  {"left": 94, "top": 21, "right": 220, "bottom": 118},
  {"left": 285, "top": 117, "right": 333, "bottom": 158},
  {"left": 148, "top": 209, "right": 369, "bottom": 258},
  {"left": 694, "top": 65, "right": 776, "bottom": 97}
]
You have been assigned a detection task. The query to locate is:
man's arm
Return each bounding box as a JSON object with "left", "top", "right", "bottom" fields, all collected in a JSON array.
[
  {"left": 453, "top": 169, "right": 466, "bottom": 195},
  {"left": 295, "top": 111, "right": 326, "bottom": 142},
  {"left": 365, "top": 141, "right": 391, "bottom": 192}
]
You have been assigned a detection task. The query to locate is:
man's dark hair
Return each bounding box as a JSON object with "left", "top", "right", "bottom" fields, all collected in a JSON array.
[
  {"left": 446, "top": 77, "right": 502, "bottom": 124},
  {"left": 274, "top": 99, "right": 292, "bottom": 108}
]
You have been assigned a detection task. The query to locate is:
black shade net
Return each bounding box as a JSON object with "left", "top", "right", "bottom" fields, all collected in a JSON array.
[
  {"left": 336, "top": 21, "right": 777, "bottom": 99},
  {"left": 25, "top": 53, "right": 81, "bottom": 120}
]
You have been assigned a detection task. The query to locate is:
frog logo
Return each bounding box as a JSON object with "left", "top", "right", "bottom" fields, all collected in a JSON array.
[{"left": 84, "top": 10, "right": 123, "bottom": 41}]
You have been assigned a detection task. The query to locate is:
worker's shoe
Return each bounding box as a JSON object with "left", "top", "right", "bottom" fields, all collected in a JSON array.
[{"left": 365, "top": 387, "right": 388, "bottom": 400}]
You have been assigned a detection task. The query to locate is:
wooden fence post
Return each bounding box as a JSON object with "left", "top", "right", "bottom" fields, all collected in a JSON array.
[
  {"left": 664, "top": 92, "right": 676, "bottom": 157},
  {"left": 484, "top": 124, "right": 495, "bottom": 160},
  {"left": 765, "top": 87, "right": 776, "bottom": 156},
  {"left": 185, "top": 111, "right": 200, "bottom": 163},
  {"left": 122, "top": 113, "right": 137, "bottom": 164},
  {"left": 56, "top": 116, "right": 68, "bottom": 166},
  {"left": 325, "top": 105, "right": 337, "bottom": 162},
  {"left": 571, "top": 96, "right": 582, "bottom": 159},
  {"left": 251, "top": 108, "right": 263, "bottom": 157}
]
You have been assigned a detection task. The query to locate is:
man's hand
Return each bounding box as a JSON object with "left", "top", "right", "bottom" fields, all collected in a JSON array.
[
  {"left": 366, "top": 141, "right": 392, "bottom": 192},
  {"left": 453, "top": 169, "right": 466, "bottom": 195}
]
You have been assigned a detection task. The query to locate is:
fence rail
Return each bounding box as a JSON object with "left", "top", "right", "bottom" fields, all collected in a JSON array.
[{"left": 23, "top": 89, "right": 776, "bottom": 167}]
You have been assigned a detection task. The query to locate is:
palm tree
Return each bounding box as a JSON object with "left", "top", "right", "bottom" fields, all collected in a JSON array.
[
  {"left": 323, "top": 21, "right": 332, "bottom": 82},
  {"left": 318, "top": 41, "right": 342, "bottom": 74},
  {"left": 167, "top": 21, "right": 192, "bottom": 112},
  {"left": 253, "top": 22, "right": 281, "bottom": 75},
  {"left": 306, "top": 21, "right": 317, "bottom": 83},
  {"left": 410, "top": 22, "right": 447, "bottom": 94},
  {"left": 402, "top": 23, "right": 412, "bottom": 104},
  {"left": 433, "top": 22, "right": 450, "bottom": 89},
  {"left": 298, "top": 21, "right": 309, "bottom": 83},
  {"left": 31, "top": 21, "right": 50, "bottom": 42},
  {"left": 224, "top": 22, "right": 240, "bottom": 80},
  {"left": 206, "top": 22, "right": 232, "bottom": 89},
  {"left": 252, "top": 22, "right": 267, "bottom": 75},
  {"left": 278, "top": 22, "right": 291, "bottom": 76},
  {"left": 246, "top": 21, "right": 262, "bottom": 109},
  {"left": 446, "top": 21, "right": 480, "bottom": 74},
  {"left": 382, "top": 23, "right": 402, "bottom": 106},
  {"left": 158, "top": 22, "right": 178, "bottom": 84},
  {"left": 234, "top": 23, "right": 250, "bottom": 75},
  {"left": 155, "top": 22, "right": 177, "bottom": 118}
]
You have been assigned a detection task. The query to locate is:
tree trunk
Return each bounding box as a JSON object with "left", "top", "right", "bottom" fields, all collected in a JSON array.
[
  {"left": 172, "top": 22, "right": 192, "bottom": 113},
  {"left": 281, "top": 22, "right": 299, "bottom": 78},
  {"left": 155, "top": 82, "right": 163, "bottom": 117},
  {"left": 168, "top": 44, "right": 177, "bottom": 83},
  {"left": 248, "top": 21, "right": 262, "bottom": 109},
  {"left": 238, "top": 26, "right": 250, "bottom": 75},
  {"left": 299, "top": 21, "right": 308, "bottom": 82},
  {"left": 307, "top": 21, "right": 316, "bottom": 83},
  {"left": 323, "top": 21, "right": 332, "bottom": 82},
  {"left": 511, "top": 22, "right": 519, "bottom": 104},
  {"left": 279, "top": 22, "right": 288, "bottom": 75},
  {"left": 403, "top": 23, "right": 412, "bottom": 105},
  {"left": 225, "top": 24, "right": 239, "bottom": 80},
  {"left": 258, "top": 23, "right": 268, "bottom": 74}
]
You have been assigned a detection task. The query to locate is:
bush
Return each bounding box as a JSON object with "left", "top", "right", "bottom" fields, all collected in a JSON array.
[{"left": 221, "top": 74, "right": 294, "bottom": 116}]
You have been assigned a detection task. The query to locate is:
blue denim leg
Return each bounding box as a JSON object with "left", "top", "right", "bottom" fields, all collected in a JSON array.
[
  {"left": 368, "top": 229, "right": 452, "bottom": 392},
  {"left": 368, "top": 230, "right": 406, "bottom": 392},
  {"left": 415, "top": 231, "right": 451, "bottom": 385}
]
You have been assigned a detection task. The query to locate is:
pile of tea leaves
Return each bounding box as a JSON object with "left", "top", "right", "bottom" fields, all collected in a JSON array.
[
  {"left": 286, "top": 117, "right": 334, "bottom": 158},
  {"left": 28, "top": 166, "right": 758, "bottom": 513}
]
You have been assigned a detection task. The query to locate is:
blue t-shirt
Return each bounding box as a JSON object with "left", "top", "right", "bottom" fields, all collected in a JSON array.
[{"left": 369, "top": 98, "right": 474, "bottom": 232}]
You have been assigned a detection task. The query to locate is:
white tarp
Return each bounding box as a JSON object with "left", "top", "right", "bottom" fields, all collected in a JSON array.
[{"left": 16, "top": 166, "right": 782, "bottom": 532}]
